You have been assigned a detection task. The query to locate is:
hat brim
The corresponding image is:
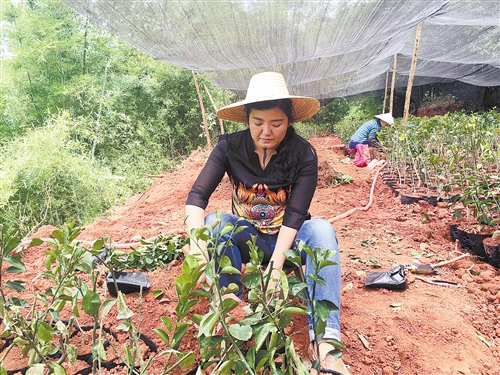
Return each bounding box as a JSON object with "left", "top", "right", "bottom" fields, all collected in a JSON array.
[
  {"left": 374, "top": 113, "right": 394, "bottom": 125},
  {"left": 217, "top": 96, "right": 320, "bottom": 123}
]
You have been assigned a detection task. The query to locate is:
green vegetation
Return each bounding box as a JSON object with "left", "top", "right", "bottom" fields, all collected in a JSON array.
[
  {"left": 379, "top": 110, "right": 500, "bottom": 226},
  {"left": 332, "top": 97, "right": 383, "bottom": 144},
  {"left": 0, "top": 223, "right": 103, "bottom": 374},
  {"left": 297, "top": 98, "right": 350, "bottom": 138},
  {"left": 100, "top": 234, "right": 188, "bottom": 271},
  {"left": 3, "top": 0, "right": 497, "bottom": 242},
  {"left": 0, "top": 114, "right": 125, "bottom": 235},
  {"left": 173, "top": 217, "right": 344, "bottom": 374},
  {"left": 1, "top": 1, "right": 499, "bottom": 375},
  {"left": 0, "top": 0, "right": 233, "bottom": 236},
  {"left": 0, "top": 220, "right": 343, "bottom": 374},
  {"left": 0, "top": 0, "right": 360, "bottom": 237},
  {"left": 0, "top": 222, "right": 191, "bottom": 374}
]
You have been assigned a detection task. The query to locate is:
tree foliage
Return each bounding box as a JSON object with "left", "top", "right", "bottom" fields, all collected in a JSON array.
[
  {"left": 333, "top": 97, "right": 383, "bottom": 144},
  {"left": 0, "top": 112, "right": 125, "bottom": 235},
  {"left": 0, "top": 0, "right": 230, "bottom": 235}
]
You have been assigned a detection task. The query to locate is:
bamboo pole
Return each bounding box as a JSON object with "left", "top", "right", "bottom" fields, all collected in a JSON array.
[
  {"left": 383, "top": 70, "right": 389, "bottom": 113},
  {"left": 403, "top": 23, "right": 422, "bottom": 124},
  {"left": 389, "top": 54, "right": 397, "bottom": 115},
  {"left": 192, "top": 70, "right": 211, "bottom": 148},
  {"left": 203, "top": 83, "right": 225, "bottom": 135}
]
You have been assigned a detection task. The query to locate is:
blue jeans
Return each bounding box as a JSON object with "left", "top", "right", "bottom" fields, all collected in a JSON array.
[
  {"left": 348, "top": 139, "right": 368, "bottom": 150},
  {"left": 205, "top": 212, "right": 342, "bottom": 342}
]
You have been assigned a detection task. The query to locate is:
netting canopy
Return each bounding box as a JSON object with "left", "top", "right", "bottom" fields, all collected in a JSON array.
[{"left": 62, "top": 0, "right": 499, "bottom": 100}]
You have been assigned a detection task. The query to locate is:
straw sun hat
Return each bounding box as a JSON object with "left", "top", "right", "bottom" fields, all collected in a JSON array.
[
  {"left": 216, "top": 72, "right": 320, "bottom": 123},
  {"left": 374, "top": 113, "right": 394, "bottom": 125}
]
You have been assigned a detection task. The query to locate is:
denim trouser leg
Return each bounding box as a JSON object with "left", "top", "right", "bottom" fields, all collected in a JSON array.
[
  {"left": 204, "top": 213, "right": 341, "bottom": 341},
  {"left": 295, "top": 219, "right": 342, "bottom": 342},
  {"left": 204, "top": 212, "right": 275, "bottom": 297},
  {"left": 348, "top": 139, "right": 369, "bottom": 150}
]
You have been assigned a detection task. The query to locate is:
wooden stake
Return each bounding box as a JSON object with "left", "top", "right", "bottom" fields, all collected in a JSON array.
[
  {"left": 192, "top": 70, "right": 211, "bottom": 148},
  {"left": 383, "top": 70, "right": 389, "bottom": 113},
  {"left": 403, "top": 23, "right": 422, "bottom": 124},
  {"left": 431, "top": 253, "right": 470, "bottom": 268},
  {"left": 390, "top": 54, "right": 397, "bottom": 115}
]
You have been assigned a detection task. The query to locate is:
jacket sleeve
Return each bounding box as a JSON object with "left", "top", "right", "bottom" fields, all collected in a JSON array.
[
  {"left": 186, "top": 140, "right": 228, "bottom": 209},
  {"left": 282, "top": 143, "right": 318, "bottom": 229}
]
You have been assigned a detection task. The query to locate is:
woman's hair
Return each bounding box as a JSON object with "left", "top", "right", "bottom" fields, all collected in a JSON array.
[
  {"left": 244, "top": 99, "right": 301, "bottom": 183},
  {"left": 244, "top": 99, "right": 294, "bottom": 123}
]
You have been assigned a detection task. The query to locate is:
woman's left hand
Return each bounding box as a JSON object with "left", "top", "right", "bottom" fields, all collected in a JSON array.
[{"left": 264, "top": 266, "right": 283, "bottom": 296}]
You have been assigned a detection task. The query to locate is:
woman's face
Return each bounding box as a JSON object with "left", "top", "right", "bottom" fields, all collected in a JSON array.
[{"left": 248, "top": 107, "right": 290, "bottom": 151}]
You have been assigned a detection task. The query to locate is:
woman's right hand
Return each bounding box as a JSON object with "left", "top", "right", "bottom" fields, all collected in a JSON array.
[{"left": 184, "top": 244, "right": 209, "bottom": 286}]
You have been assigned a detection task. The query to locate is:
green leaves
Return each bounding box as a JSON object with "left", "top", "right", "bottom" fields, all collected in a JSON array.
[
  {"left": 5, "top": 280, "right": 26, "bottom": 292},
  {"left": 0, "top": 226, "right": 27, "bottom": 295},
  {"left": 173, "top": 219, "right": 346, "bottom": 375},
  {"left": 380, "top": 111, "right": 500, "bottom": 227},
  {"left": 111, "top": 234, "right": 187, "bottom": 271},
  {"left": 82, "top": 290, "right": 101, "bottom": 316},
  {"left": 199, "top": 311, "right": 221, "bottom": 337},
  {"left": 116, "top": 292, "right": 134, "bottom": 320},
  {"left": 228, "top": 324, "right": 253, "bottom": 341}
]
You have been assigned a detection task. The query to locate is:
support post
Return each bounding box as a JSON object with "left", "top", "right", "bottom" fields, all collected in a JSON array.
[
  {"left": 192, "top": 70, "right": 211, "bottom": 148},
  {"left": 403, "top": 23, "right": 422, "bottom": 124},
  {"left": 390, "top": 54, "right": 397, "bottom": 116},
  {"left": 383, "top": 70, "right": 389, "bottom": 113}
]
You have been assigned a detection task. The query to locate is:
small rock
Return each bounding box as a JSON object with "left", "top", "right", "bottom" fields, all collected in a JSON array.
[
  {"left": 362, "top": 356, "right": 373, "bottom": 365},
  {"left": 477, "top": 270, "right": 496, "bottom": 282},
  {"left": 343, "top": 282, "right": 353, "bottom": 291},
  {"left": 461, "top": 273, "right": 474, "bottom": 283},
  {"left": 437, "top": 208, "right": 449, "bottom": 219},
  {"left": 479, "top": 282, "right": 498, "bottom": 295}
]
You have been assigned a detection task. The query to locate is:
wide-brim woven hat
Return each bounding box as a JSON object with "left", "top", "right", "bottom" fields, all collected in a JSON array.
[
  {"left": 217, "top": 72, "right": 320, "bottom": 123},
  {"left": 374, "top": 113, "right": 394, "bottom": 125}
]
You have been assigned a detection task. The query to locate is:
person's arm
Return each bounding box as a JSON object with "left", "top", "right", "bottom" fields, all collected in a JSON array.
[
  {"left": 184, "top": 140, "right": 228, "bottom": 261},
  {"left": 263, "top": 225, "right": 298, "bottom": 293},
  {"left": 185, "top": 204, "right": 207, "bottom": 260},
  {"left": 267, "top": 225, "right": 297, "bottom": 270}
]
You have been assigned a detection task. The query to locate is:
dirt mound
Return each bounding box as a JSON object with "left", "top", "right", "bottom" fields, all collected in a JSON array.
[{"left": 4, "top": 135, "right": 500, "bottom": 375}]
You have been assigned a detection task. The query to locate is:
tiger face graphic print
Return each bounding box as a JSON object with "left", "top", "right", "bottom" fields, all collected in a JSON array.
[{"left": 232, "top": 181, "right": 291, "bottom": 235}]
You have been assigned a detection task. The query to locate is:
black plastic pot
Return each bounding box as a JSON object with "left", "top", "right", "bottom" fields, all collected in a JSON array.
[
  {"left": 484, "top": 243, "right": 500, "bottom": 269},
  {"left": 400, "top": 193, "right": 438, "bottom": 207},
  {"left": 401, "top": 195, "right": 420, "bottom": 205},
  {"left": 106, "top": 271, "right": 151, "bottom": 296},
  {"left": 450, "top": 224, "right": 459, "bottom": 242},
  {"left": 421, "top": 195, "right": 438, "bottom": 207},
  {"left": 456, "top": 228, "right": 472, "bottom": 251},
  {"left": 456, "top": 228, "right": 490, "bottom": 259},
  {"left": 383, "top": 179, "right": 397, "bottom": 187},
  {"left": 469, "top": 233, "right": 491, "bottom": 259}
]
